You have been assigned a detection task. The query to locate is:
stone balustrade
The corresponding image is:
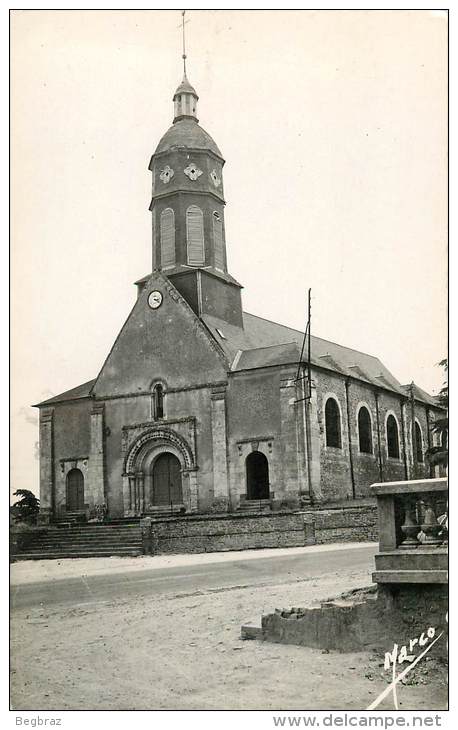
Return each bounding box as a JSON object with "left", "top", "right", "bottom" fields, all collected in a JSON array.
[{"left": 371, "top": 477, "right": 448, "bottom": 585}]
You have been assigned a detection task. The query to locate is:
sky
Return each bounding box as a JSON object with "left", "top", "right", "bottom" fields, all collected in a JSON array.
[{"left": 11, "top": 9, "right": 447, "bottom": 497}]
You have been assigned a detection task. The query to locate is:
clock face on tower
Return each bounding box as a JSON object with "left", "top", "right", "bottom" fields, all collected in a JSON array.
[{"left": 148, "top": 290, "right": 163, "bottom": 310}]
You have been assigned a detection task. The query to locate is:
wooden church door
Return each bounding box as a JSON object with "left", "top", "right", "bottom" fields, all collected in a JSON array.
[
  {"left": 66, "top": 468, "right": 85, "bottom": 511},
  {"left": 152, "top": 453, "right": 183, "bottom": 506}
]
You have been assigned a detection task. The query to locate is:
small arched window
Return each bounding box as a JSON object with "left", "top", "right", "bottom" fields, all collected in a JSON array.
[
  {"left": 325, "top": 397, "right": 341, "bottom": 448},
  {"left": 414, "top": 421, "right": 424, "bottom": 463},
  {"left": 152, "top": 384, "right": 165, "bottom": 420},
  {"left": 386, "top": 414, "right": 400, "bottom": 459},
  {"left": 160, "top": 208, "right": 175, "bottom": 268},
  {"left": 186, "top": 205, "right": 205, "bottom": 265},
  {"left": 213, "top": 211, "right": 224, "bottom": 270},
  {"left": 358, "top": 406, "right": 373, "bottom": 454}
]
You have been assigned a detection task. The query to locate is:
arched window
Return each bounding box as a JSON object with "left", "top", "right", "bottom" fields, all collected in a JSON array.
[
  {"left": 441, "top": 428, "right": 448, "bottom": 450},
  {"left": 386, "top": 414, "right": 400, "bottom": 459},
  {"left": 358, "top": 406, "right": 373, "bottom": 454},
  {"left": 66, "top": 468, "right": 85, "bottom": 511},
  {"left": 325, "top": 397, "right": 341, "bottom": 448},
  {"left": 246, "top": 451, "right": 270, "bottom": 500},
  {"left": 213, "top": 211, "right": 224, "bottom": 270},
  {"left": 186, "top": 205, "right": 205, "bottom": 265},
  {"left": 414, "top": 421, "right": 424, "bottom": 463},
  {"left": 152, "top": 383, "right": 165, "bottom": 420},
  {"left": 160, "top": 208, "right": 175, "bottom": 268}
]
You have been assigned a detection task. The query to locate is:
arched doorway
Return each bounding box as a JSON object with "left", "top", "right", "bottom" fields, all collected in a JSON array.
[
  {"left": 152, "top": 452, "right": 183, "bottom": 506},
  {"left": 246, "top": 451, "right": 270, "bottom": 500},
  {"left": 66, "top": 468, "right": 85, "bottom": 511}
]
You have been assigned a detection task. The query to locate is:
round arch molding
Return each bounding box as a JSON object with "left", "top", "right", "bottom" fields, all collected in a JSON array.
[
  {"left": 122, "top": 427, "right": 198, "bottom": 516},
  {"left": 123, "top": 427, "right": 196, "bottom": 476}
]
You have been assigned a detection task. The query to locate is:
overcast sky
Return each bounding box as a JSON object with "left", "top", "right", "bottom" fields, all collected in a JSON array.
[{"left": 11, "top": 9, "right": 447, "bottom": 496}]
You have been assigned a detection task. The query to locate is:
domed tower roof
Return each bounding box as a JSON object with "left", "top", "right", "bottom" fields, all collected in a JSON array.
[{"left": 154, "top": 118, "right": 222, "bottom": 158}]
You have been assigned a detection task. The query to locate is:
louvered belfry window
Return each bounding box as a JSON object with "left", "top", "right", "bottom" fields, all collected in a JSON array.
[
  {"left": 213, "top": 212, "right": 224, "bottom": 270},
  {"left": 186, "top": 205, "right": 205, "bottom": 265},
  {"left": 160, "top": 208, "right": 175, "bottom": 268}
]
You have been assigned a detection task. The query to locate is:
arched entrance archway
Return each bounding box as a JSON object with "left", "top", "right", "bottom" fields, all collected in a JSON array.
[
  {"left": 246, "top": 451, "right": 270, "bottom": 500},
  {"left": 151, "top": 452, "right": 183, "bottom": 506},
  {"left": 66, "top": 468, "right": 85, "bottom": 511},
  {"left": 123, "top": 427, "right": 197, "bottom": 515}
]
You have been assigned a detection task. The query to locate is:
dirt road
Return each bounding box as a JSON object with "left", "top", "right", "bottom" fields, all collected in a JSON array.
[{"left": 10, "top": 546, "right": 447, "bottom": 711}]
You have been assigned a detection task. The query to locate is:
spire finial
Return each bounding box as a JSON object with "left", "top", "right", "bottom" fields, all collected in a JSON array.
[{"left": 181, "top": 10, "right": 187, "bottom": 76}]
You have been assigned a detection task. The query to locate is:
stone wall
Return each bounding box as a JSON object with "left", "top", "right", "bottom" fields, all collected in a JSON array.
[
  {"left": 143, "top": 505, "right": 378, "bottom": 555},
  {"left": 313, "top": 369, "right": 442, "bottom": 503},
  {"left": 302, "top": 505, "right": 378, "bottom": 544},
  {"left": 149, "top": 512, "right": 305, "bottom": 554}
]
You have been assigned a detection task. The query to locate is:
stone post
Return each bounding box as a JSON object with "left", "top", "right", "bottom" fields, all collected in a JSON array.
[
  {"left": 210, "top": 386, "right": 229, "bottom": 512},
  {"left": 87, "top": 402, "right": 106, "bottom": 511},
  {"left": 38, "top": 407, "right": 54, "bottom": 523}
]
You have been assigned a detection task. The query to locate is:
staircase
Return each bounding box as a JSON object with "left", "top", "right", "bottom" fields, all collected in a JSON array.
[
  {"left": 237, "top": 499, "right": 272, "bottom": 513},
  {"left": 11, "top": 523, "right": 143, "bottom": 561}
]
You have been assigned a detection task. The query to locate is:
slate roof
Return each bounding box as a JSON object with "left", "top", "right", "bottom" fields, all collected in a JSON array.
[
  {"left": 234, "top": 342, "right": 301, "bottom": 371},
  {"left": 135, "top": 266, "right": 241, "bottom": 289},
  {"left": 400, "top": 383, "right": 441, "bottom": 408},
  {"left": 154, "top": 119, "right": 222, "bottom": 158},
  {"left": 205, "top": 312, "right": 440, "bottom": 405},
  {"left": 34, "top": 379, "right": 96, "bottom": 407},
  {"left": 34, "top": 313, "right": 440, "bottom": 408}
]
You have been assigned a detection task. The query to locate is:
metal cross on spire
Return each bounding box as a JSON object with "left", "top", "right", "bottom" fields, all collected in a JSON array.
[{"left": 180, "top": 10, "right": 190, "bottom": 76}]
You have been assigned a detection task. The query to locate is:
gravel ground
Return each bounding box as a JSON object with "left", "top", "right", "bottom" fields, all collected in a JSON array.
[{"left": 10, "top": 556, "right": 447, "bottom": 711}]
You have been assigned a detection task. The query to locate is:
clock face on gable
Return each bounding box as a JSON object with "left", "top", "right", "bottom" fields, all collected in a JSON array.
[{"left": 148, "top": 290, "right": 163, "bottom": 309}]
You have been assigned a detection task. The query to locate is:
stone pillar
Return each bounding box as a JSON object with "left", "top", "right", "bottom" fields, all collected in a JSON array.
[
  {"left": 307, "top": 380, "right": 322, "bottom": 504},
  {"left": 401, "top": 402, "right": 412, "bottom": 480},
  {"left": 187, "top": 470, "right": 199, "bottom": 513},
  {"left": 123, "top": 473, "right": 135, "bottom": 517},
  {"left": 136, "top": 472, "right": 145, "bottom": 514},
  {"left": 295, "top": 370, "right": 310, "bottom": 505},
  {"left": 87, "top": 403, "right": 106, "bottom": 510},
  {"left": 279, "top": 371, "right": 300, "bottom": 506},
  {"left": 210, "top": 386, "right": 229, "bottom": 511},
  {"left": 38, "top": 407, "right": 54, "bottom": 523}
]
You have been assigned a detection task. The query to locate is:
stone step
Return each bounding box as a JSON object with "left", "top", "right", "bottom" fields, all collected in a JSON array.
[
  {"left": 11, "top": 549, "right": 143, "bottom": 561},
  {"left": 26, "top": 540, "right": 141, "bottom": 552},
  {"left": 47, "top": 525, "right": 141, "bottom": 534},
  {"left": 33, "top": 531, "right": 142, "bottom": 540},
  {"left": 26, "top": 532, "right": 142, "bottom": 542},
  {"left": 47, "top": 534, "right": 142, "bottom": 539}
]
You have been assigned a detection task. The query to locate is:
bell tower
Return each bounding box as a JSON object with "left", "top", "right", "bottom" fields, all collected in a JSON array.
[{"left": 145, "top": 16, "right": 243, "bottom": 328}]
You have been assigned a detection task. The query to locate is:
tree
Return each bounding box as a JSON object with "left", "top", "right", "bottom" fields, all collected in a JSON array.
[
  {"left": 426, "top": 358, "right": 448, "bottom": 468},
  {"left": 10, "top": 489, "right": 40, "bottom": 525}
]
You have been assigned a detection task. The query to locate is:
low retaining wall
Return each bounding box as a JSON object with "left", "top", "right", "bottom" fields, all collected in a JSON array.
[
  {"left": 258, "top": 584, "right": 448, "bottom": 658},
  {"left": 142, "top": 505, "right": 378, "bottom": 555},
  {"left": 147, "top": 512, "right": 305, "bottom": 554}
]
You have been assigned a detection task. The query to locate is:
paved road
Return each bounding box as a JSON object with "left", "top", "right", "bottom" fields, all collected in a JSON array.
[{"left": 11, "top": 544, "right": 377, "bottom": 611}]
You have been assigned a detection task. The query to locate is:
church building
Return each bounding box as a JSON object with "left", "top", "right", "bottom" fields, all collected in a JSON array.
[{"left": 35, "top": 64, "right": 443, "bottom": 523}]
